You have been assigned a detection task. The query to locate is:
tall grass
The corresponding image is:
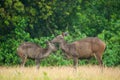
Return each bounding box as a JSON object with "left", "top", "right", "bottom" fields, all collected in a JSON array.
[{"left": 0, "top": 65, "right": 120, "bottom": 80}]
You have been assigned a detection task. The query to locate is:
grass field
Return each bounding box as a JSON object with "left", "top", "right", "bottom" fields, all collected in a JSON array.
[{"left": 0, "top": 65, "right": 120, "bottom": 80}]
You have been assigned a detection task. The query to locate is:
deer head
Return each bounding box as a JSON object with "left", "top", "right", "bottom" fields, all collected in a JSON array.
[
  {"left": 47, "top": 41, "right": 57, "bottom": 51},
  {"left": 52, "top": 32, "right": 68, "bottom": 43}
]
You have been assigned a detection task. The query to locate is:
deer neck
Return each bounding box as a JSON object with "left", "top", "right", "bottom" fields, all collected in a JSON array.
[
  {"left": 42, "top": 46, "right": 52, "bottom": 58},
  {"left": 60, "top": 39, "right": 69, "bottom": 53}
]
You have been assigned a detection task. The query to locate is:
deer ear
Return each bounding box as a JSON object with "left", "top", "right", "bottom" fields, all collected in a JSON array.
[
  {"left": 62, "top": 32, "right": 68, "bottom": 36},
  {"left": 62, "top": 32, "right": 64, "bottom": 37},
  {"left": 64, "top": 32, "right": 68, "bottom": 36}
]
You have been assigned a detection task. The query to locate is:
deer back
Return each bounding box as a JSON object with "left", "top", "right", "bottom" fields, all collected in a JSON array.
[
  {"left": 71, "top": 37, "right": 105, "bottom": 58},
  {"left": 17, "top": 42, "right": 42, "bottom": 58}
]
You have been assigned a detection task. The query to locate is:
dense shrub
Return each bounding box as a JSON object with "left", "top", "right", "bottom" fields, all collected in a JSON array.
[{"left": 0, "top": 0, "right": 120, "bottom": 66}]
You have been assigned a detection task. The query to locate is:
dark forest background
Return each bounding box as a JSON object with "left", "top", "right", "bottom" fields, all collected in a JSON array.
[{"left": 0, "top": 0, "right": 120, "bottom": 67}]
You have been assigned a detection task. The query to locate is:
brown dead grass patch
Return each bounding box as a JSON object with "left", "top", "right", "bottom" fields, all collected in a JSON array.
[{"left": 0, "top": 65, "right": 120, "bottom": 80}]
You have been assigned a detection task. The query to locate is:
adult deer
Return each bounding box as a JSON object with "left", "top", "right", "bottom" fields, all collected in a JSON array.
[
  {"left": 52, "top": 32, "right": 106, "bottom": 69},
  {"left": 17, "top": 41, "right": 57, "bottom": 69}
]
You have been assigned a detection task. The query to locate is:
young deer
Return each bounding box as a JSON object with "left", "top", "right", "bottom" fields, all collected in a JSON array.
[{"left": 17, "top": 41, "right": 57, "bottom": 69}]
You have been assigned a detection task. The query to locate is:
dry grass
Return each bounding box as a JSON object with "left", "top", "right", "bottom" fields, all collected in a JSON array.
[{"left": 0, "top": 65, "right": 120, "bottom": 80}]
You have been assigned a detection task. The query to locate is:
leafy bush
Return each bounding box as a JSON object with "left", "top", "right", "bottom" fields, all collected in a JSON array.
[{"left": 0, "top": 0, "right": 120, "bottom": 67}]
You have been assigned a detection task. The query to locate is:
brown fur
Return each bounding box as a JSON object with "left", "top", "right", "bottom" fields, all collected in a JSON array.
[
  {"left": 17, "top": 41, "right": 56, "bottom": 69},
  {"left": 52, "top": 33, "right": 106, "bottom": 69}
]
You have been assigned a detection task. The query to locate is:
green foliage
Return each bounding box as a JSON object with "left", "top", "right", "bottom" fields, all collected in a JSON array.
[
  {"left": 0, "top": 0, "right": 120, "bottom": 67},
  {"left": 103, "top": 43, "right": 120, "bottom": 66}
]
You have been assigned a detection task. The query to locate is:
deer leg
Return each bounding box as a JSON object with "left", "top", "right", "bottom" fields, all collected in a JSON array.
[
  {"left": 96, "top": 53, "right": 104, "bottom": 72},
  {"left": 21, "top": 56, "right": 27, "bottom": 67},
  {"left": 35, "top": 59, "right": 40, "bottom": 69},
  {"left": 95, "top": 53, "right": 103, "bottom": 66},
  {"left": 73, "top": 57, "right": 78, "bottom": 69},
  {"left": 95, "top": 53, "right": 104, "bottom": 72}
]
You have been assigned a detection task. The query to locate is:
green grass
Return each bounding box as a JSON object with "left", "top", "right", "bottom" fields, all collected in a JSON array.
[{"left": 0, "top": 65, "right": 120, "bottom": 80}]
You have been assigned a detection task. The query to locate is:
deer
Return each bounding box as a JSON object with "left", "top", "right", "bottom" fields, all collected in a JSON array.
[
  {"left": 17, "top": 41, "right": 57, "bottom": 69},
  {"left": 51, "top": 32, "right": 106, "bottom": 69}
]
